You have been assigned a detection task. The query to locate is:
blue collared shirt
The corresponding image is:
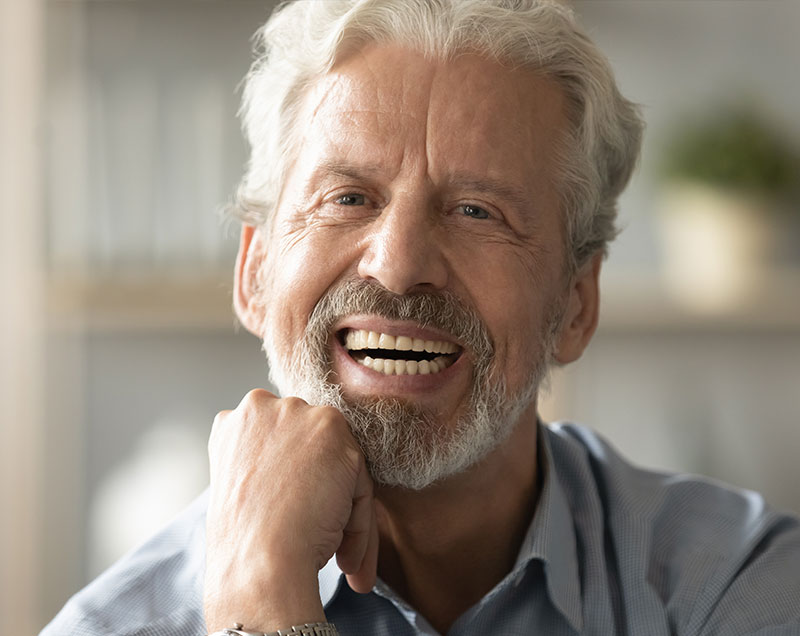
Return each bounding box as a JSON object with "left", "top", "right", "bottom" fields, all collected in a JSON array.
[{"left": 41, "top": 423, "right": 800, "bottom": 635}]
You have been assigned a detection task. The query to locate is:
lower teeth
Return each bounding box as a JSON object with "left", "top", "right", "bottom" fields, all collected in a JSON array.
[{"left": 358, "top": 356, "right": 451, "bottom": 375}]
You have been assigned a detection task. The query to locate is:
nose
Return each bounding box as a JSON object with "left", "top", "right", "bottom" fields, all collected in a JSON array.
[{"left": 357, "top": 195, "right": 448, "bottom": 295}]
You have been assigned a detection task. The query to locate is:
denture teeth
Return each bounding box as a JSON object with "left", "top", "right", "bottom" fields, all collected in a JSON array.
[
  {"left": 344, "top": 328, "right": 459, "bottom": 357},
  {"left": 355, "top": 355, "right": 456, "bottom": 375},
  {"left": 378, "top": 333, "right": 396, "bottom": 349}
]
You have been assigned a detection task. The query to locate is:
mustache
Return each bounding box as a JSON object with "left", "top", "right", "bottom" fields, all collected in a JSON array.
[{"left": 304, "top": 278, "right": 494, "bottom": 362}]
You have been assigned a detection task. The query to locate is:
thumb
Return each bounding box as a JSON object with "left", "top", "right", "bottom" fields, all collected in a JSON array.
[
  {"left": 344, "top": 505, "right": 379, "bottom": 594},
  {"left": 336, "top": 457, "right": 378, "bottom": 593}
]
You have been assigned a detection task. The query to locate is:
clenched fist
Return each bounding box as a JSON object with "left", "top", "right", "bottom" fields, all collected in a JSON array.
[{"left": 203, "top": 390, "right": 379, "bottom": 633}]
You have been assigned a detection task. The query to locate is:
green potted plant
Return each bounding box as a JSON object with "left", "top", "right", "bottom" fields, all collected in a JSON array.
[
  {"left": 661, "top": 107, "right": 798, "bottom": 202},
  {"left": 655, "top": 105, "right": 799, "bottom": 311}
]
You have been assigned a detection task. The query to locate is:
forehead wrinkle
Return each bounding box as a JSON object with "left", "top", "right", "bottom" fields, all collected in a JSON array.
[
  {"left": 305, "top": 73, "right": 347, "bottom": 129},
  {"left": 307, "top": 45, "right": 443, "bottom": 188},
  {"left": 304, "top": 109, "right": 405, "bottom": 180},
  {"left": 422, "top": 58, "right": 449, "bottom": 199},
  {"left": 304, "top": 71, "right": 397, "bottom": 143}
]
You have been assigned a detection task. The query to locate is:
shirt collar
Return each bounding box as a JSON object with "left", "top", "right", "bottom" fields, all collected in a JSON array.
[
  {"left": 317, "top": 422, "right": 583, "bottom": 632},
  {"left": 513, "top": 421, "right": 583, "bottom": 632}
]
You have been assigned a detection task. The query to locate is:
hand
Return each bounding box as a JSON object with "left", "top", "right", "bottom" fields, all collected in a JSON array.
[{"left": 203, "top": 389, "right": 379, "bottom": 633}]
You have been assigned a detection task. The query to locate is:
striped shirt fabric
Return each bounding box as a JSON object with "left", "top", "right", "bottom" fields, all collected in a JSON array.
[{"left": 41, "top": 422, "right": 800, "bottom": 635}]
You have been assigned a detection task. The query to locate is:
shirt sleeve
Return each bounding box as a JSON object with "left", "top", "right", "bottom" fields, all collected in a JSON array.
[
  {"left": 39, "top": 491, "right": 209, "bottom": 636},
  {"left": 696, "top": 514, "right": 800, "bottom": 635}
]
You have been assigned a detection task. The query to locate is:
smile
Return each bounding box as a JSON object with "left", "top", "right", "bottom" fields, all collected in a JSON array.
[{"left": 341, "top": 328, "right": 462, "bottom": 376}]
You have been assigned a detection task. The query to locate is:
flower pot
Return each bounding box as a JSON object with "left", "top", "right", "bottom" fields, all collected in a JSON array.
[{"left": 656, "top": 182, "right": 777, "bottom": 313}]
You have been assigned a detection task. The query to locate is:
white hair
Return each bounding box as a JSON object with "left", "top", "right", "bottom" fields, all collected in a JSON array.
[{"left": 233, "top": 0, "right": 644, "bottom": 271}]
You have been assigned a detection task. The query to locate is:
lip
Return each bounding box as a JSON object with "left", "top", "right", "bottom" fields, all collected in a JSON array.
[
  {"left": 333, "top": 315, "right": 462, "bottom": 347},
  {"left": 330, "top": 316, "right": 468, "bottom": 396}
]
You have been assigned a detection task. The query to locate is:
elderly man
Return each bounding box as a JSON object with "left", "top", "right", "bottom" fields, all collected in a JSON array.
[{"left": 43, "top": 1, "right": 800, "bottom": 635}]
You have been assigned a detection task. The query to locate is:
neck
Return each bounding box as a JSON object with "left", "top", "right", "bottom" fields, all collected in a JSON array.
[{"left": 373, "top": 407, "right": 541, "bottom": 634}]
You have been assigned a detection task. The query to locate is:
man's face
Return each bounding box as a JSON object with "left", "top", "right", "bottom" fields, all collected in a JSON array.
[{"left": 242, "top": 44, "right": 586, "bottom": 488}]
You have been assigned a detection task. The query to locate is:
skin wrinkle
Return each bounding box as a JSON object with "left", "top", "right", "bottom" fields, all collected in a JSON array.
[
  {"left": 306, "top": 74, "right": 347, "bottom": 134},
  {"left": 421, "top": 50, "right": 437, "bottom": 198},
  {"left": 287, "top": 48, "right": 559, "bottom": 271},
  {"left": 257, "top": 76, "right": 351, "bottom": 238},
  {"left": 445, "top": 175, "right": 532, "bottom": 221},
  {"left": 291, "top": 159, "right": 546, "bottom": 263},
  {"left": 312, "top": 160, "right": 538, "bottom": 237},
  {"left": 251, "top": 45, "right": 584, "bottom": 490}
]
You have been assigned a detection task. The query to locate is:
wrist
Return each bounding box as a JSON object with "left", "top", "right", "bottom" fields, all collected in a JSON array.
[{"left": 204, "top": 565, "right": 325, "bottom": 634}]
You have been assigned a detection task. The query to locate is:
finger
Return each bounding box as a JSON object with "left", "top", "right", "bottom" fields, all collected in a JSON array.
[
  {"left": 208, "top": 409, "right": 233, "bottom": 453},
  {"left": 336, "top": 457, "right": 374, "bottom": 576},
  {"left": 345, "top": 504, "right": 379, "bottom": 594}
]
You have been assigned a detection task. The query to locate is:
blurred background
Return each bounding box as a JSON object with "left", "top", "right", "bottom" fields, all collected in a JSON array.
[{"left": 1, "top": 1, "right": 799, "bottom": 633}]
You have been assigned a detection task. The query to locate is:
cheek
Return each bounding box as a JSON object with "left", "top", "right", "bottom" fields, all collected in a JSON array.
[
  {"left": 265, "top": 226, "right": 364, "bottom": 331},
  {"left": 487, "top": 297, "right": 541, "bottom": 378},
  {"left": 453, "top": 250, "right": 557, "bottom": 385}
]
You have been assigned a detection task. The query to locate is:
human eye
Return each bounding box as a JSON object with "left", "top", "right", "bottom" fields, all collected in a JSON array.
[
  {"left": 316, "top": 189, "right": 377, "bottom": 221},
  {"left": 459, "top": 204, "right": 491, "bottom": 220},
  {"left": 334, "top": 193, "right": 366, "bottom": 206}
]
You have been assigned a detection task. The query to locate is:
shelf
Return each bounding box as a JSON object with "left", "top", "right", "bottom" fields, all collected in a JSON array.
[
  {"left": 47, "top": 272, "right": 238, "bottom": 332},
  {"left": 599, "top": 268, "right": 800, "bottom": 333},
  {"left": 45, "top": 267, "right": 800, "bottom": 334}
]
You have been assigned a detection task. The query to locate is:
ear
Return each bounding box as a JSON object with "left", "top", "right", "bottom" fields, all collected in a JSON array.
[
  {"left": 552, "top": 252, "right": 602, "bottom": 365},
  {"left": 234, "top": 224, "right": 268, "bottom": 336}
]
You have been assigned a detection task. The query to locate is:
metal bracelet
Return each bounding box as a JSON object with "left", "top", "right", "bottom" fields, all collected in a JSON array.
[{"left": 214, "top": 622, "right": 339, "bottom": 636}]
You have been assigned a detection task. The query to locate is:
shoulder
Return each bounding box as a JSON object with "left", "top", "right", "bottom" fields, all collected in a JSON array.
[
  {"left": 40, "top": 490, "right": 209, "bottom": 636},
  {"left": 543, "top": 422, "right": 800, "bottom": 634}
]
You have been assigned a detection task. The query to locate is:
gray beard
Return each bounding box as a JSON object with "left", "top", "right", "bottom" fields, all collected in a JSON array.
[{"left": 263, "top": 278, "right": 558, "bottom": 490}]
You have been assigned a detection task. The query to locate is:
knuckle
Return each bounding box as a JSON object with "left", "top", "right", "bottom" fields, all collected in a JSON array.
[
  {"left": 211, "top": 410, "right": 229, "bottom": 427},
  {"left": 315, "top": 404, "right": 346, "bottom": 425},
  {"left": 281, "top": 396, "right": 307, "bottom": 411},
  {"left": 277, "top": 396, "right": 308, "bottom": 420},
  {"left": 241, "top": 387, "right": 273, "bottom": 406},
  {"left": 311, "top": 406, "right": 351, "bottom": 448}
]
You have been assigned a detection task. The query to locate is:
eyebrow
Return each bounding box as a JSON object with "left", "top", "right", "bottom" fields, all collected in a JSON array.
[
  {"left": 447, "top": 174, "right": 531, "bottom": 210},
  {"left": 314, "top": 160, "right": 383, "bottom": 183},
  {"left": 312, "top": 161, "right": 531, "bottom": 210}
]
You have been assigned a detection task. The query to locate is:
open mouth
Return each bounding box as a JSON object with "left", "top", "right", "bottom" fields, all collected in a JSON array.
[{"left": 339, "top": 328, "right": 462, "bottom": 375}]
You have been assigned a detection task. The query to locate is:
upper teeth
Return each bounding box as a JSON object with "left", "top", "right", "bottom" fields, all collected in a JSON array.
[{"left": 344, "top": 329, "right": 459, "bottom": 354}]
